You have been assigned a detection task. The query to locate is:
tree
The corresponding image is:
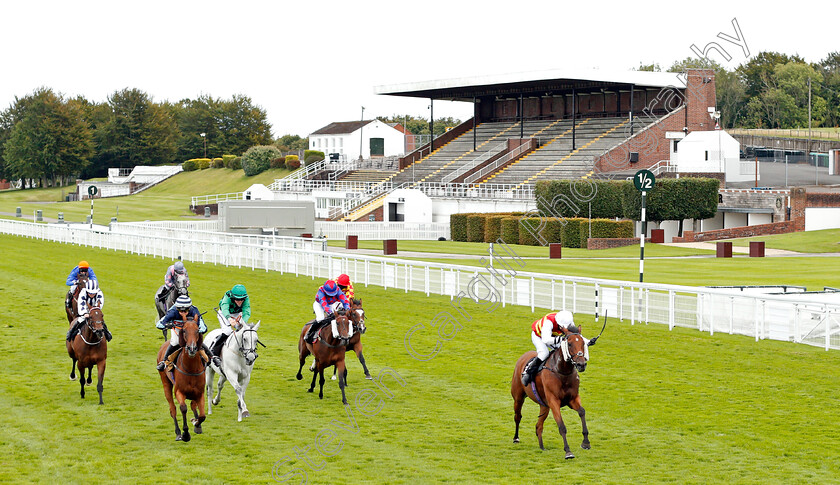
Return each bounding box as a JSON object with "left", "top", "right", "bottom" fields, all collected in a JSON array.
[
  {"left": 216, "top": 94, "right": 273, "bottom": 156},
  {"left": 376, "top": 114, "right": 462, "bottom": 136},
  {"left": 275, "top": 134, "right": 308, "bottom": 152},
  {"left": 736, "top": 51, "right": 805, "bottom": 98},
  {"left": 817, "top": 52, "right": 840, "bottom": 127},
  {"left": 241, "top": 145, "right": 281, "bottom": 176},
  {"left": 667, "top": 57, "right": 722, "bottom": 72},
  {"left": 94, "top": 88, "right": 178, "bottom": 173},
  {"left": 745, "top": 62, "right": 826, "bottom": 128},
  {"left": 2, "top": 88, "right": 92, "bottom": 187},
  {"left": 634, "top": 62, "right": 661, "bottom": 72}
]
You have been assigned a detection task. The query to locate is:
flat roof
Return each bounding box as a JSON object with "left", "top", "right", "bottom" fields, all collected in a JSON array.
[{"left": 375, "top": 68, "right": 685, "bottom": 101}]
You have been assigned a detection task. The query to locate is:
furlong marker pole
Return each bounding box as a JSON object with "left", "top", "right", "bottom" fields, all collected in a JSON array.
[
  {"left": 90, "top": 198, "right": 94, "bottom": 229},
  {"left": 639, "top": 190, "right": 647, "bottom": 282}
]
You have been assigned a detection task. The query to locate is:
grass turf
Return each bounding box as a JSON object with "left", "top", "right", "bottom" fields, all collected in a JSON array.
[{"left": 2, "top": 233, "right": 840, "bottom": 483}]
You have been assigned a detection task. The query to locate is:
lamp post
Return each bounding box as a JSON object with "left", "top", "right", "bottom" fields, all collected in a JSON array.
[{"left": 200, "top": 133, "right": 207, "bottom": 158}]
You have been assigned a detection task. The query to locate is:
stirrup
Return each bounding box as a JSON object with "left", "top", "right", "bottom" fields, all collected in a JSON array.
[{"left": 156, "top": 361, "right": 166, "bottom": 371}]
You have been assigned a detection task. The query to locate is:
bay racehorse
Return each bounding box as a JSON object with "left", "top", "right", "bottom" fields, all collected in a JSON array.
[
  {"left": 158, "top": 315, "right": 207, "bottom": 441},
  {"left": 205, "top": 322, "right": 261, "bottom": 422},
  {"left": 66, "top": 307, "right": 107, "bottom": 404},
  {"left": 155, "top": 273, "right": 189, "bottom": 319},
  {"left": 297, "top": 309, "right": 353, "bottom": 404},
  {"left": 332, "top": 298, "right": 371, "bottom": 382},
  {"left": 510, "top": 330, "right": 591, "bottom": 459},
  {"left": 66, "top": 272, "right": 89, "bottom": 324}
]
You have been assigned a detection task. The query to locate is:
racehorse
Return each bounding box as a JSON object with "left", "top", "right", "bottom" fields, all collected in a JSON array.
[
  {"left": 332, "top": 298, "right": 371, "bottom": 382},
  {"left": 158, "top": 315, "right": 207, "bottom": 442},
  {"left": 205, "top": 321, "right": 261, "bottom": 422},
  {"left": 66, "top": 307, "right": 107, "bottom": 404},
  {"left": 66, "top": 272, "right": 89, "bottom": 324},
  {"left": 510, "top": 330, "right": 591, "bottom": 459},
  {"left": 297, "top": 309, "right": 353, "bottom": 404},
  {"left": 155, "top": 273, "right": 190, "bottom": 319}
]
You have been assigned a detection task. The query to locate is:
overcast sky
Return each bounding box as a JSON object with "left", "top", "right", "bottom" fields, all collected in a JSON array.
[{"left": 1, "top": 1, "right": 835, "bottom": 138}]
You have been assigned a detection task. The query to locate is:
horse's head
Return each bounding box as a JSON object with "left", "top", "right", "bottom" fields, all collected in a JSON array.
[
  {"left": 87, "top": 307, "right": 105, "bottom": 339},
  {"left": 179, "top": 316, "right": 202, "bottom": 357},
  {"left": 332, "top": 310, "right": 353, "bottom": 342},
  {"left": 561, "top": 329, "right": 589, "bottom": 373},
  {"left": 237, "top": 322, "right": 260, "bottom": 366},
  {"left": 174, "top": 273, "right": 190, "bottom": 296},
  {"left": 350, "top": 298, "right": 366, "bottom": 335}
]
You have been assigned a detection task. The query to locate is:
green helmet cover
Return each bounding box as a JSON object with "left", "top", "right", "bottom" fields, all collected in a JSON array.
[{"left": 231, "top": 284, "right": 247, "bottom": 299}]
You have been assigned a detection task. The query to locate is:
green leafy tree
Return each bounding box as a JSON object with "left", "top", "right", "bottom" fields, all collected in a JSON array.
[
  {"left": 2, "top": 88, "right": 93, "bottom": 187},
  {"left": 817, "top": 51, "right": 840, "bottom": 127},
  {"left": 634, "top": 62, "right": 662, "bottom": 72},
  {"left": 745, "top": 62, "right": 826, "bottom": 128},
  {"left": 275, "top": 134, "right": 308, "bottom": 152},
  {"left": 736, "top": 51, "right": 805, "bottom": 98},
  {"left": 241, "top": 145, "right": 281, "bottom": 176}
]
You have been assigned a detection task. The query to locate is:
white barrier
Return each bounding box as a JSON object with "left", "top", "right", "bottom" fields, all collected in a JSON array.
[
  {"left": 2, "top": 218, "right": 838, "bottom": 351},
  {"left": 315, "top": 222, "right": 450, "bottom": 240}
]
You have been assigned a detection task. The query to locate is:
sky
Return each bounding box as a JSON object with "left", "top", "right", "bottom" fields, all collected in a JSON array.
[{"left": 1, "top": 1, "right": 836, "bottom": 139}]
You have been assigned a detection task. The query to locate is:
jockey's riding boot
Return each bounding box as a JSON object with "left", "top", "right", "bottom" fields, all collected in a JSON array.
[
  {"left": 304, "top": 323, "right": 320, "bottom": 344},
  {"left": 201, "top": 343, "right": 221, "bottom": 369},
  {"left": 65, "top": 292, "right": 72, "bottom": 309},
  {"left": 211, "top": 336, "right": 225, "bottom": 358},
  {"left": 103, "top": 323, "right": 113, "bottom": 342},
  {"left": 521, "top": 357, "right": 543, "bottom": 386},
  {"left": 157, "top": 344, "right": 178, "bottom": 371},
  {"left": 66, "top": 320, "right": 81, "bottom": 341}
]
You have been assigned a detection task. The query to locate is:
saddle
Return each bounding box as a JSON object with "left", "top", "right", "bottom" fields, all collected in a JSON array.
[{"left": 162, "top": 347, "right": 210, "bottom": 372}]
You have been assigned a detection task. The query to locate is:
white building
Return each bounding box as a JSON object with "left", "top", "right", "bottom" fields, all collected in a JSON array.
[
  {"left": 309, "top": 120, "right": 406, "bottom": 161},
  {"left": 670, "top": 129, "right": 751, "bottom": 183}
]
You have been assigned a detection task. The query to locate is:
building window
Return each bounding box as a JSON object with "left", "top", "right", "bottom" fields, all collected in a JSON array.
[
  {"left": 705, "top": 150, "right": 709, "bottom": 161},
  {"left": 673, "top": 140, "right": 679, "bottom": 153}
]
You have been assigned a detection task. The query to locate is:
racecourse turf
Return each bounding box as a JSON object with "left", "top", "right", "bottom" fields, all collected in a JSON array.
[{"left": 2, "top": 233, "right": 840, "bottom": 484}]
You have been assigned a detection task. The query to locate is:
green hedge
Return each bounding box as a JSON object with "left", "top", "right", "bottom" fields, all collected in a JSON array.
[
  {"left": 304, "top": 150, "right": 325, "bottom": 164},
  {"left": 182, "top": 160, "right": 198, "bottom": 171},
  {"left": 286, "top": 157, "right": 301, "bottom": 170},
  {"left": 500, "top": 217, "right": 520, "bottom": 245},
  {"left": 270, "top": 157, "right": 285, "bottom": 169},
  {"left": 467, "top": 215, "right": 487, "bottom": 243},
  {"left": 518, "top": 218, "right": 542, "bottom": 246},
  {"left": 222, "top": 154, "right": 236, "bottom": 167},
  {"left": 542, "top": 218, "right": 564, "bottom": 245},
  {"left": 579, "top": 219, "right": 634, "bottom": 247},
  {"left": 560, "top": 218, "right": 585, "bottom": 248},
  {"left": 198, "top": 159, "right": 211, "bottom": 170},
  {"left": 484, "top": 215, "right": 506, "bottom": 243},
  {"left": 242, "top": 146, "right": 282, "bottom": 176},
  {"left": 620, "top": 178, "right": 719, "bottom": 222},
  {"left": 228, "top": 157, "right": 242, "bottom": 170},
  {"left": 212, "top": 157, "right": 224, "bottom": 168},
  {"left": 536, "top": 180, "right": 626, "bottom": 218},
  {"left": 450, "top": 213, "right": 469, "bottom": 242}
]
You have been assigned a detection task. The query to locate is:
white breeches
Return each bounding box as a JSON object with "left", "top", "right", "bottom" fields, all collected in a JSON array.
[
  {"left": 313, "top": 301, "right": 327, "bottom": 322},
  {"left": 532, "top": 332, "right": 552, "bottom": 361},
  {"left": 170, "top": 327, "right": 180, "bottom": 346}
]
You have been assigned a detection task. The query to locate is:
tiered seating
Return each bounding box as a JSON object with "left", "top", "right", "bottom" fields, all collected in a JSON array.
[
  {"left": 339, "top": 170, "right": 393, "bottom": 183},
  {"left": 479, "top": 117, "right": 628, "bottom": 186}
]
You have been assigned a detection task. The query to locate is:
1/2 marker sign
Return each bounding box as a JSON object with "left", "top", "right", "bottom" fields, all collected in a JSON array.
[{"left": 633, "top": 169, "right": 655, "bottom": 192}]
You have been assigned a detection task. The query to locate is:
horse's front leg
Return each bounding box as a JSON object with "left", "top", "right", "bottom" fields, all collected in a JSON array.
[
  {"left": 86, "top": 365, "right": 93, "bottom": 385},
  {"left": 568, "top": 395, "right": 590, "bottom": 450},
  {"left": 96, "top": 359, "right": 106, "bottom": 405},
  {"left": 318, "top": 368, "right": 326, "bottom": 400},
  {"left": 205, "top": 367, "right": 215, "bottom": 414},
  {"left": 336, "top": 360, "right": 348, "bottom": 405},
  {"left": 213, "top": 371, "right": 227, "bottom": 406},
  {"left": 355, "top": 343, "right": 372, "bottom": 379},
  {"left": 545, "top": 396, "right": 573, "bottom": 459},
  {"left": 175, "top": 390, "right": 191, "bottom": 442},
  {"left": 69, "top": 356, "right": 77, "bottom": 380},
  {"left": 308, "top": 363, "right": 318, "bottom": 393},
  {"left": 191, "top": 397, "right": 206, "bottom": 434},
  {"left": 77, "top": 362, "right": 86, "bottom": 399},
  {"left": 236, "top": 372, "right": 252, "bottom": 421}
]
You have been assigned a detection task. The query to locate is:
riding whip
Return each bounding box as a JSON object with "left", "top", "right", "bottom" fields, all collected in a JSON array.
[{"left": 589, "top": 310, "right": 608, "bottom": 346}]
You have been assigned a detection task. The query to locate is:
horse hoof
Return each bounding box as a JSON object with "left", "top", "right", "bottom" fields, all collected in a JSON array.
[
  {"left": 331, "top": 375, "right": 337, "bottom": 380},
  {"left": 69, "top": 375, "right": 75, "bottom": 380},
  {"left": 194, "top": 426, "right": 202, "bottom": 435},
  {"left": 242, "top": 411, "right": 250, "bottom": 418},
  {"left": 513, "top": 438, "right": 520, "bottom": 444},
  {"left": 296, "top": 374, "right": 303, "bottom": 381},
  {"left": 212, "top": 398, "right": 220, "bottom": 406},
  {"left": 176, "top": 435, "right": 183, "bottom": 441},
  {"left": 307, "top": 388, "right": 314, "bottom": 393},
  {"left": 182, "top": 432, "right": 191, "bottom": 442},
  {"left": 365, "top": 375, "right": 373, "bottom": 380},
  {"left": 581, "top": 442, "right": 591, "bottom": 450},
  {"left": 565, "top": 452, "right": 575, "bottom": 460}
]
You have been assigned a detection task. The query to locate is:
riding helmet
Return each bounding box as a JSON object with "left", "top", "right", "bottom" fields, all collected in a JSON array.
[
  {"left": 323, "top": 280, "right": 340, "bottom": 296},
  {"left": 336, "top": 274, "right": 350, "bottom": 287},
  {"left": 85, "top": 279, "right": 99, "bottom": 292},
  {"left": 231, "top": 284, "right": 247, "bottom": 299},
  {"left": 556, "top": 310, "right": 575, "bottom": 328},
  {"left": 78, "top": 260, "right": 90, "bottom": 269},
  {"left": 173, "top": 261, "right": 185, "bottom": 274},
  {"left": 175, "top": 295, "right": 192, "bottom": 310}
]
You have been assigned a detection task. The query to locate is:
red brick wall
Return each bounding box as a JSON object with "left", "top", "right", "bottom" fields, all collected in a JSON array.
[
  {"left": 353, "top": 205, "right": 383, "bottom": 222},
  {"left": 671, "top": 221, "right": 798, "bottom": 243},
  {"left": 790, "top": 187, "right": 807, "bottom": 231},
  {"left": 806, "top": 192, "right": 840, "bottom": 207},
  {"left": 588, "top": 237, "right": 652, "bottom": 250}
]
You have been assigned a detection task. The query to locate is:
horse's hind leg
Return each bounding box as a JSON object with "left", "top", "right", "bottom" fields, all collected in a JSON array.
[
  {"left": 96, "top": 360, "right": 106, "bottom": 405},
  {"left": 213, "top": 372, "right": 227, "bottom": 406},
  {"left": 308, "top": 364, "right": 318, "bottom": 393},
  {"left": 512, "top": 390, "right": 525, "bottom": 444},
  {"left": 569, "top": 395, "right": 590, "bottom": 450},
  {"left": 318, "top": 369, "right": 326, "bottom": 400},
  {"left": 357, "top": 347, "right": 372, "bottom": 380},
  {"left": 69, "top": 357, "right": 77, "bottom": 380},
  {"left": 336, "top": 361, "right": 348, "bottom": 405}
]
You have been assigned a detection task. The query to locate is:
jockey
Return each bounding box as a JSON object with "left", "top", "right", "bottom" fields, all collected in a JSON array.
[
  {"left": 210, "top": 284, "right": 251, "bottom": 358},
  {"left": 157, "top": 261, "right": 189, "bottom": 302},
  {"left": 304, "top": 280, "right": 350, "bottom": 344},
  {"left": 155, "top": 295, "right": 219, "bottom": 371},
  {"left": 335, "top": 274, "right": 355, "bottom": 300},
  {"left": 65, "top": 260, "right": 97, "bottom": 309},
  {"left": 521, "top": 310, "right": 582, "bottom": 386},
  {"left": 67, "top": 279, "right": 112, "bottom": 342}
]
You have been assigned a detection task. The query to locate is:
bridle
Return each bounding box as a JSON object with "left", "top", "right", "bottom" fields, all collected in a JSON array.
[
  {"left": 557, "top": 333, "right": 589, "bottom": 374},
  {"left": 349, "top": 307, "right": 366, "bottom": 335},
  {"left": 227, "top": 324, "right": 259, "bottom": 366},
  {"left": 318, "top": 313, "right": 353, "bottom": 348},
  {"left": 79, "top": 310, "right": 105, "bottom": 346},
  {"left": 172, "top": 319, "right": 206, "bottom": 376}
]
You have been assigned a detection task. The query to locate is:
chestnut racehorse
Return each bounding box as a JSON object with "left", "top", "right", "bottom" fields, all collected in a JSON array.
[
  {"left": 332, "top": 298, "right": 371, "bottom": 382},
  {"left": 158, "top": 316, "right": 207, "bottom": 442},
  {"left": 66, "top": 307, "right": 107, "bottom": 404},
  {"left": 65, "top": 272, "right": 89, "bottom": 324},
  {"left": 296, "top": 309, "right": 353, "bottom": 404},
  {"left": 510, "top": 331, "right": 591, "bottom": 459}
]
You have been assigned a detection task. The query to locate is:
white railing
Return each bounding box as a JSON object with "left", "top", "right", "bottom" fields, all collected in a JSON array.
[
  {"left": 272, "top": 179, "right": 389, "bottom": 194},
  {"left": 269, "top": 160, "right": 331, "bottom": 187},
  {"left": 315, "top": 221, "right": 450, "bottom": 240},
  {"left": 110, "top": 221, "right": 328, "bottom": 251},
  {"left": 191, "top": 192, "right": 245, "bottom": 206},
  {"left": 4, "top": 217, "right": 839, "bottom": 351},
  {"left": 413, "top": 182, "right": 535, "bottom": 200},
  {"left": 649, "top": 160, "right": 677, "bottom": 176},
  {"left": 117, "top": 220, "right": 223, "bottom": 231},
  {"left": 441, "top": 142, "right": 507, "bottom": 183},
  {"left": 463, "top": 140, "right": 535, "bottom": 184}
]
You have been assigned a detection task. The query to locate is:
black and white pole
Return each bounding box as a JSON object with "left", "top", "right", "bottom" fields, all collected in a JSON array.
[
  {"left": 89, "top": 197, "right": 94, "bottom": 229},
  {"left": 639, "top": 190, "right": 646, "bottom": 283}
]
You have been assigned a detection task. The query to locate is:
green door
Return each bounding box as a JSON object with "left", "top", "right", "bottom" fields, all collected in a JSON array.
[{"left": 370, "top": 138, "right": 384, "bottom": 157}]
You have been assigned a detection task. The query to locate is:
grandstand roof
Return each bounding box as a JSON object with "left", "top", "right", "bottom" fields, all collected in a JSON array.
[{"left": 375, "top": 68, "right": 684, "bottom": 101}]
